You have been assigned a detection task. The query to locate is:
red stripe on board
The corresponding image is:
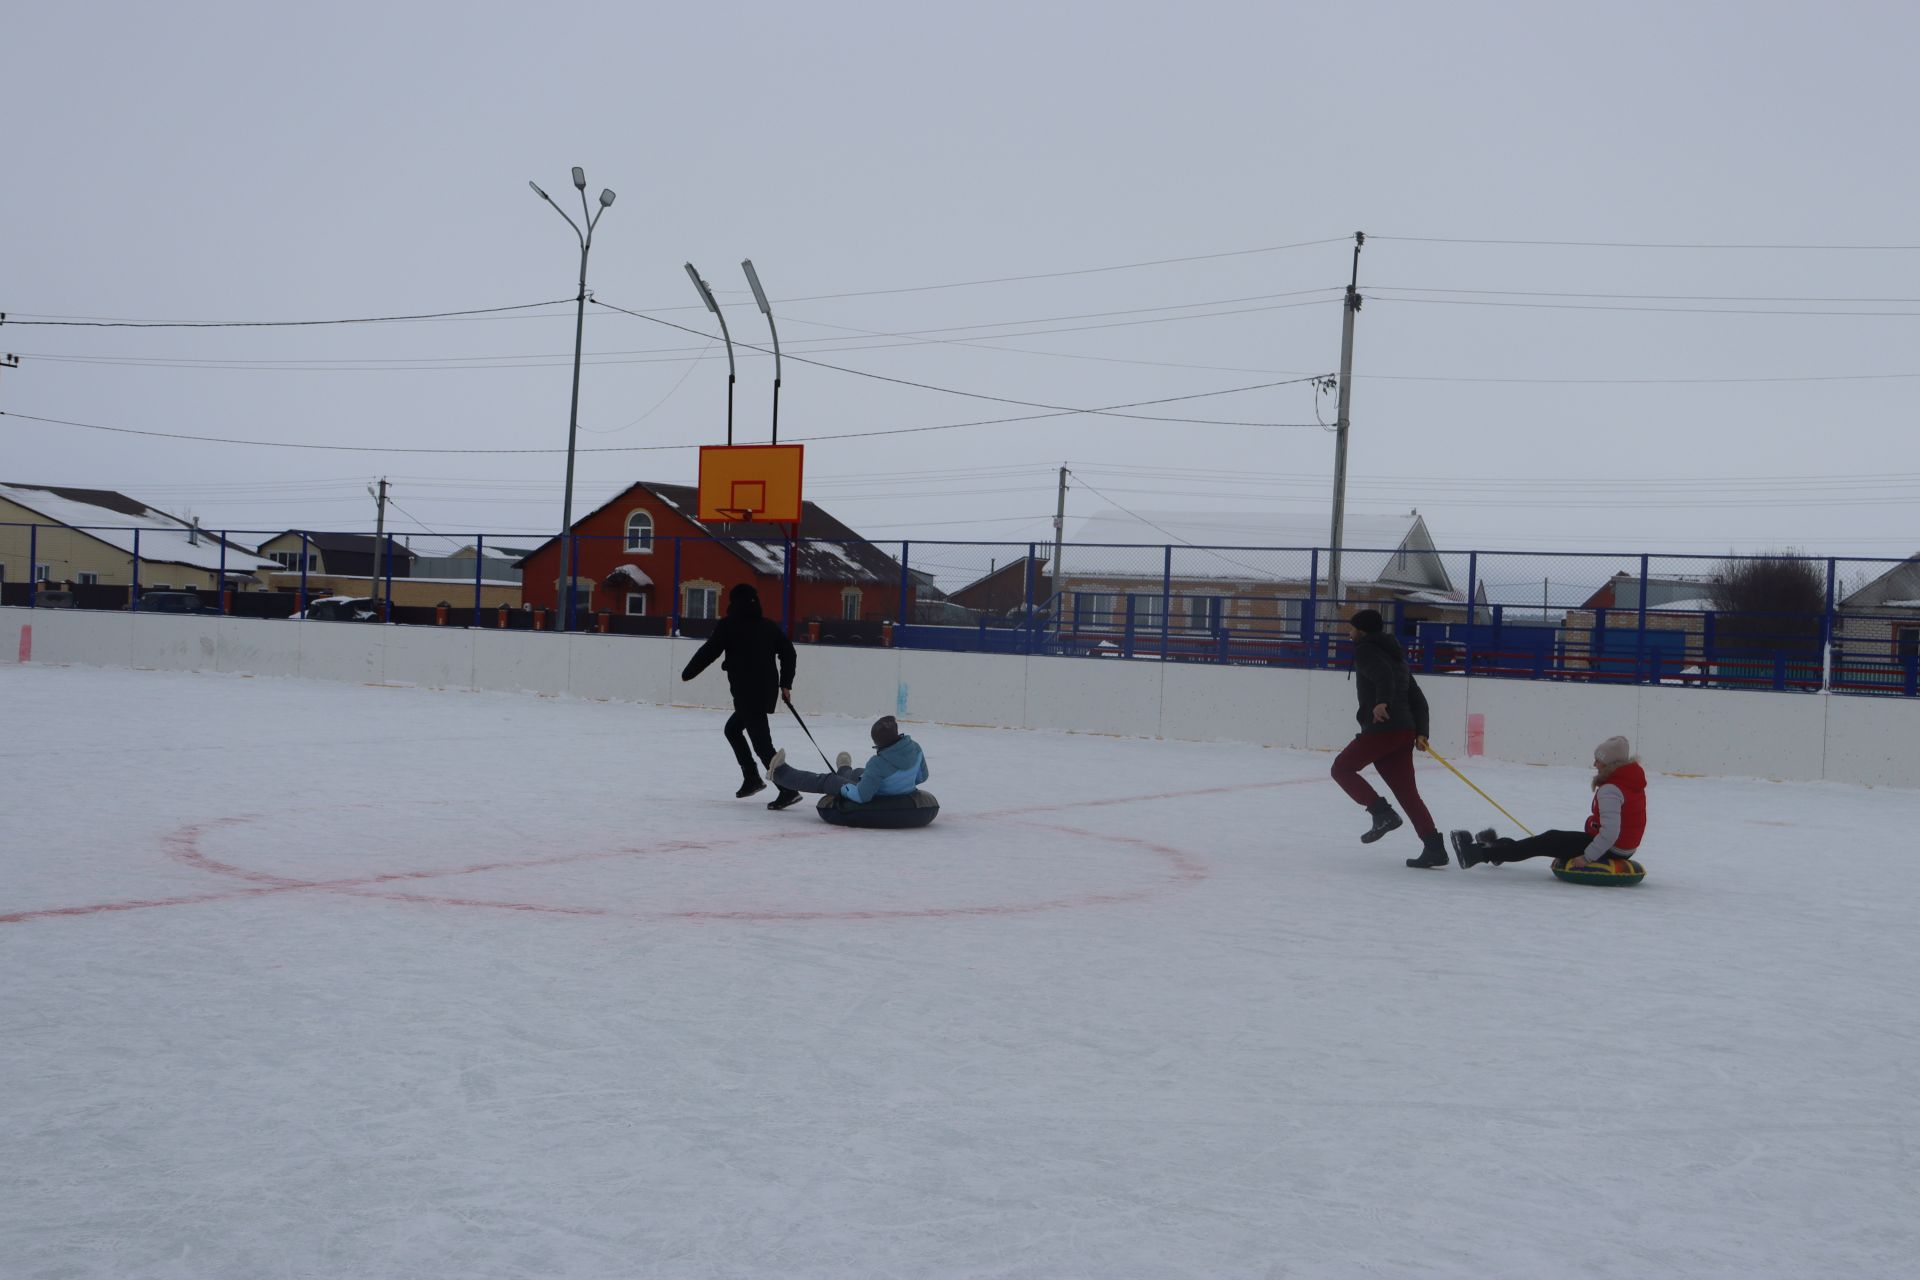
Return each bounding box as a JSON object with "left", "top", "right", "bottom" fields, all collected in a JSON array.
[{"left": 17, "top": 625, "right": 30, "bottom": 663}]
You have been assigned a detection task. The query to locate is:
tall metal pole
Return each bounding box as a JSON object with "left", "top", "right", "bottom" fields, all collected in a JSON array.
[
  {"left": 1051, "top": 464, "right": 1069, "bottom": 626},
  {"left": 684, "top": 263, "right": 736, "bottom": 445},
  {"left": 741, "top": 260, "right": 782, "bottom": 444},
  {"left": 369, "top": 477, "right": 388, "bottom": 608},
  {"left": 1327, "top": 231, "right": 1365, "bottom": 620},
  {"left": 531, "top": 169, "right": 616, "bottom": 632}
]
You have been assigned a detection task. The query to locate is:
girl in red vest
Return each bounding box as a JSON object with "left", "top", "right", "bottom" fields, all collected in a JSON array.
[{"left": 1450, "top": 736, "right": 1646, "bottom": 869}]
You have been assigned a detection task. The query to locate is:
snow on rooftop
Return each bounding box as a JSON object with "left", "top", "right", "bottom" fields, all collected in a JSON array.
[{"left": 0, "top": 484, "right": 277, "bottom": 573}]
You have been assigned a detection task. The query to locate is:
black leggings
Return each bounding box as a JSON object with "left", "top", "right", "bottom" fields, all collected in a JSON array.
[
  {"left": 1484, "top": 830, "right": 1595, "bottom": 864},
  {"left": 724, "top": 704, "right": 776, "bottom": 779}
]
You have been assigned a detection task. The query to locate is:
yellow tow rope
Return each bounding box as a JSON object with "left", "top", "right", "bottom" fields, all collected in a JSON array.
[{"left": 1417, "top": 737, "right": 1535, "bottom": 836}]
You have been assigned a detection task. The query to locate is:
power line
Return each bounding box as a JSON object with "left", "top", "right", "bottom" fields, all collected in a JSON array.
[
  {"left": 762, "top": 237, "right": 1349, "bottom": 302},
  {"left": 0, "top": 298, "right": 578, "bottom": 329},
  {"left": 1371, "top": 285, "right": 1920, "bottom": 304},
  {"left": 1371, "top": 235, "right": 1920, "bottom": 251},
  {"left": 1369, "top": 294, "right": 1920, "bottom": 318},
  {"left": 590, "top": 296, "right": 1327, "bottom": 426}
]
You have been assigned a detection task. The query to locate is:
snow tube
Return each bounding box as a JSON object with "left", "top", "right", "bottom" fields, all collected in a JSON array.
[
  {"left": 816, "top": 790, "right": 940, "bottom": 829},
  {"left": 1552, "top": 856, "right": 1645, "bottom": 886}
]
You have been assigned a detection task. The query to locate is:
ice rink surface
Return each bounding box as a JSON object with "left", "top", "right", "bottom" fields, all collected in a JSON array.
[{"left": 4, "top": 663, "right": 1917, "bottom": 1279}]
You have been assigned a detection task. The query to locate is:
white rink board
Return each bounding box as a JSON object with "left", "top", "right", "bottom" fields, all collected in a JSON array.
[{"left": 3, "top": 606, "right": 1916, "bottom": 787}]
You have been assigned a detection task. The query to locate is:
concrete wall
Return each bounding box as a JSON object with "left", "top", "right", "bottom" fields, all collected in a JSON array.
[{"left": 4, "top": 606, "right": 1914, "bottom": 789}]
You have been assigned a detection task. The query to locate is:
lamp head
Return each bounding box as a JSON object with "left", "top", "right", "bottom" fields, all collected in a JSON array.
[
  {"left": 684, "top": 262, "right": 719, "bottom": 313},
  {"left": 741, "top": 258, "right": 772, "bottom": 315},
  {"left": 529, "top": 180, "right": 550, "bottom": 202},
  {"left": 598, "top": 188, "right": 615, "bottom": 207},
  {"left": 571, "top": 166, "right": 587, "bottom": 190}
]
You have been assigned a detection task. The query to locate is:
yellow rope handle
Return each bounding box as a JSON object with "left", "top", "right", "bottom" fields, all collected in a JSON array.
[{"left": 1417, "top": 737, "right": 1536, "bottom": 836}]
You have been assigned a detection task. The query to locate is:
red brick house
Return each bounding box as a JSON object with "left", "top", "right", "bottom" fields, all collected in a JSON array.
[{"left": 517, "top": 481, "right": 909, "bottom": 626}]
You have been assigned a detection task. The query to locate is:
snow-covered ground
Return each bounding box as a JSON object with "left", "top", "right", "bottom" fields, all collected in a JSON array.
[{"left": 3, "top": 664, "right": 1916, "bottom": 1279}]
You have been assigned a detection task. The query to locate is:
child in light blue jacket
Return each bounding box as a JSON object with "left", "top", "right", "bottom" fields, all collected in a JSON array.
[{"left": 769, "top": 715, "right": 929, "bottom": 804}]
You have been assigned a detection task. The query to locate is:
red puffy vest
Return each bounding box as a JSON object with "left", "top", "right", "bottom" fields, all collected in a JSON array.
[{"left": 1585, "top": 761, "right": 1647, "bottom": 851}]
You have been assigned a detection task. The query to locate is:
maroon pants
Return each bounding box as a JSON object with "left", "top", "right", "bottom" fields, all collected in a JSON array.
[{"left": 1331, "top": 730, "right": 1436, "bottom": 838}]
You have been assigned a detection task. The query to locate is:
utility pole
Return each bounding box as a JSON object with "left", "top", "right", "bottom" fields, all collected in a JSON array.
[
  {"left": 1326, "top": 231, "right": 1365, "bottom": 619},
  {"left": 1051, "top": 464, "right": 1069, "bottom": 625},
  {"left": 369, "top": 478, "right": 389, "bottom": 607}
]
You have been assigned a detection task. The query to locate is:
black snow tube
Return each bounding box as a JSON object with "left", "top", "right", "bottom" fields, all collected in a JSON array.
[{"left": 816, "top": 790, "right": 941, "bottom": 829}]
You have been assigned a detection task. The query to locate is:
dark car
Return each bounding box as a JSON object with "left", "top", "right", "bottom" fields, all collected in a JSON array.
[
  {"left": 131, "top": 590, "right": 221, "bottom": 615},
  {"left": 33, "top": 588, "right": 78, "bottom": 609},
  {"left": 297, "top": 596, "right": 382, "bottom": 622}
]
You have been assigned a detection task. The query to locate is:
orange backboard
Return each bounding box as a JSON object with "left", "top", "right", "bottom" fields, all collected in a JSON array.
[{"left": 697, "top": 444, "right": 805, "bottom": 524}]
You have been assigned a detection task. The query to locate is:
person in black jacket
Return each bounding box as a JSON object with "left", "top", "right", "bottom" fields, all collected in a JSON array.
[
  {"left": 680, "top": 583, "right": 801, "bottom": 807},
  {"left": 1331, "top": 608, "right": 1448, "bottom": 868}
]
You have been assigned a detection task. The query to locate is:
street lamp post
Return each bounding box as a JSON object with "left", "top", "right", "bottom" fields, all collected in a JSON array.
[
  {"left": 683, "top": 262, "right": 736, "bottom": 445},
  {"left": 740, "top": 259, "right": 782, "bottom": 443},
  {"left": 530, "top": 166, "right": 616, "bottom": 631}
]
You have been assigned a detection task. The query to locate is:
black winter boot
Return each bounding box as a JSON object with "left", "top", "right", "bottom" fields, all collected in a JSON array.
[
  {"left": 1407, "top": 831, "right": 1450, "bottom": 869},
  {"left": 766, "top": 787, "right": 803, "bottom": 811},
  {"left": 1450, "top": 830, "right": 1486, "bottom": 869},
  {"left": 735, "top": 776, "right": 767, "bottom": 799},
  {"left": 1360, "top": 800, "right": 1404, "bottom": 844}
]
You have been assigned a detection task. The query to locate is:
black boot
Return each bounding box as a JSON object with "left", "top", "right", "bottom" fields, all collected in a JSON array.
[
  {"left": 735, "top": 775, "right": 766, "bottom": 799},
  {"left": 1475, "top": 828, "right": 1498, "bottom": 847},
  {"left": 1360, "top": 800, "right": 1404, "bottom": 844},
  {"left": 1450, "top": 830, "right": 1486, "bottom": 869},
  {"left": 1407, "top": 831, "right": 1449, "bottom": 869},
  {"left": 766, "top": 787, "right": 803, "bottom": 811}
]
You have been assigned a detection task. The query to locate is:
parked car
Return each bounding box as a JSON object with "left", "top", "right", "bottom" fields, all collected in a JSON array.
[
  {"left": 129, "top": 590, "right": 222, "bottom": 615},
  {"left": 912, "top": 599, "right": 978, "bottom": 626},
  {"left": 295, "top": 596, "right": 383, "bottom": 622}
]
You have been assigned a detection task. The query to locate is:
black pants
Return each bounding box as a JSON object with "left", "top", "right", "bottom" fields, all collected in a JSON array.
[
  {"left": 1485, "top": 829, "right": 1596, "bottom": 863},
  {"left": 724, "top": 701, "right": 777, "bottom": 779}
]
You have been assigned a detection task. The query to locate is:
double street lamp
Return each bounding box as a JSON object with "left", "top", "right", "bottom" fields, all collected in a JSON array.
[{"left": 530, "top": 166, "right": 615, "bottom": 631}]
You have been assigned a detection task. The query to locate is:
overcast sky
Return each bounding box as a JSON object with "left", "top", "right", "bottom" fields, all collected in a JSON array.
[{"left": 5, "top": 0, "right": 1917, "bottom": 581}]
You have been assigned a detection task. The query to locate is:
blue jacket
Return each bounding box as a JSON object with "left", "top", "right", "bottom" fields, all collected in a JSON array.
[{"left": 841, "top": 735, "right": 930, "bottom": 804}]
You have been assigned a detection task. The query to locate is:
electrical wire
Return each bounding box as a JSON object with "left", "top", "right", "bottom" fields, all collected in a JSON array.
[
  {"left": 1369, "top": 294, "right": 1920, "bottom": 318},
  {"left": 1370, "top": 235, "right": 1920, "bottom": 251},
  {"left": 590, "top": 296, "right": 1327, "bottom": 426},
  {"left": 0, "top": 298, "right": 579, "bottom": 329}
]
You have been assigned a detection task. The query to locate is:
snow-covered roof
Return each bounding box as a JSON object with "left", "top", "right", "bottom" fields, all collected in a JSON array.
[
  {"left": 1048, "top": 510, "right": 1446, "bottom": 588},
  {"left": 604, "top": 564, "right": 655, "bottom": 588},
  {"left": 0, "top": 483, "right": 278, "bottom": 573}
]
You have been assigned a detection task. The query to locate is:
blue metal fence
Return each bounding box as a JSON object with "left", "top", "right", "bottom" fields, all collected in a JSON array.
[{"left": 3, "top": 521, "right": 1916, "bottom": 698}]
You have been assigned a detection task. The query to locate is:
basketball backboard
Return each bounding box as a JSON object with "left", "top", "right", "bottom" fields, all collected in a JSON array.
[{"left": 697, "top": 444, "right": 805, "bottom": 524}]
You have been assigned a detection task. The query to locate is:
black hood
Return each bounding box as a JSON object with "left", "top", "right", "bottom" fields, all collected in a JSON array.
[
  {"left": 1355, "top": 629, "right": 1407, "bottom": 662},
  {"left": 727, "top": 583, "right": 763, "bottom": 621}
]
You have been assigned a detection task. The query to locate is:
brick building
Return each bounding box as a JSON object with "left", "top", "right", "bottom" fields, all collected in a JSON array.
[{"left": 517, "top": 481, "right": 909, "bottom": 625}]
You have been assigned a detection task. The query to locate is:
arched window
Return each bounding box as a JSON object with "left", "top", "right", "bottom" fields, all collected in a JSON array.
[{"left": 625, "top": 510, "right": 654, "bottom": 553}]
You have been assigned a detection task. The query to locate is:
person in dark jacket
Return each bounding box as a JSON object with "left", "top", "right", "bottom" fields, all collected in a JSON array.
[
  {"left": 680, "top": 583, "right": 800, "bottom": 807},
  {"left": 1331, "top": 608, "right": 1448, "bottom": 868}
]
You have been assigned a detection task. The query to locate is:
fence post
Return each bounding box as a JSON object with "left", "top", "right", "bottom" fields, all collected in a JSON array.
[
  {"left": 671, "top": 538, "right": 682, "bottom": 636},
  {"left": 1123, "top": 594, "right": 1137, "bottom": 659},
  {"left": 1023, "top": 542, "right": 1037, "bottom": 633},
  {"left": 566, "top": 534, "right": 580, "bottom": 632},
  {"left": 897, "top": 541, "right": 911, "bottom": 626},
  {"left": 28, "top": 524, "right": 37, "bottom": 608},
  {"left": 781, "top": 536, "right": 794, "bottom": 631},
  {"left": 1464, "top": 551, "right": 1478, "bottom": 677},
  {"left": 1305, "top": 548, "right": 1319, "bottom": 668},
  {"left": 1635, "top": 555, "right": 1650, "bottom": 684},
  {"left": 132, "top": 529, "right": 141, "bottom": 611},
  {"left": 299, "top": 533, "right": 310, "bottom": 614},
  {"left": 1820, "top": 557, "right": 1836, "bottom": 692},
  {"left": 1161, "top": 545, "right": 1172, "bottom": 661},
  {"left": 218, "top": 536, "right": 228, "bottom": 613},
  {"left": 473, "top": 534, "right": 485, "bottom": 629}
]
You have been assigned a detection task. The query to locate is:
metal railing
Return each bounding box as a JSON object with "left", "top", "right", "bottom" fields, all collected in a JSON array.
[{"left": 4, "top": 523, "right": 1915, "bottom": 697}]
